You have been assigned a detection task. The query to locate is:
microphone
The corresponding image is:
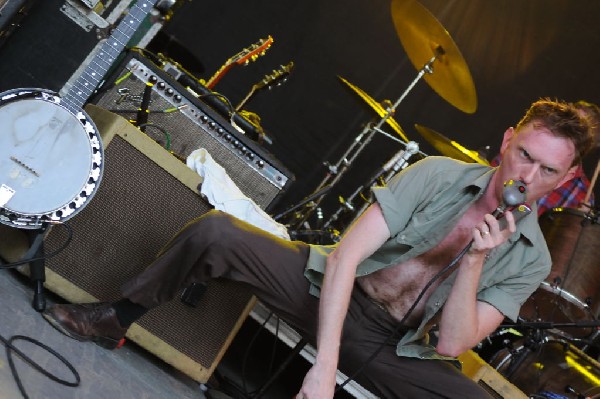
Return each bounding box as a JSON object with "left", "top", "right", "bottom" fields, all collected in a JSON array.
[
  {"left": 492, "top": 179, "right": 527, "bottom": 218},
  {"left": 136, "top": 80, "right": 155, "bottom": 131}
]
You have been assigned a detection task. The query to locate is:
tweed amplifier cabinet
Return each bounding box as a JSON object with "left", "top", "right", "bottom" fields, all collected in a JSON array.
[
  {"left": 38, "top": 106, "right": 256, "bottom": 383},
  {"left": 91, "top": 52, "right": 293, "bottom": 211}
]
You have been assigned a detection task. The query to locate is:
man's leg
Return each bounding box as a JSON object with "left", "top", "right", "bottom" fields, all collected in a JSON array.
[
  {"left": 338, "top": 287, "right": 493, "bottom": 399},
  {"left": 44, "top": 211, "right": 320, "bottom": 347}
]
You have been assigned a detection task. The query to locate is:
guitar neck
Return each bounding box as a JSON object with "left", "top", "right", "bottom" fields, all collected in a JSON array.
[
  {"left": 62, "top": 0, "right": 157, "bottom": 113},
  {"left": 205, "top": 64, "right": 232, "bottom": 90}
]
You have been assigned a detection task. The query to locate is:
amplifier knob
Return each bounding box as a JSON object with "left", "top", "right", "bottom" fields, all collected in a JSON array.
[
  {"left": 224, "top": 134, "right": 232, "bottom": 141},
  {"left": 257, "top": 160, "right": 265, "bottom": 168},
  {"left": 216, "top": 128, "right": 224, "bottom": 136},
  {"left": 174, "top": 94, "right": 182, "bottom": 103},
  {"left": 247, "top": 153, "right": 255, "bottom": 160},
  {"left": 200, "top": 115, "right": 209, "bottom": 123},
  {"left": 166, "top": 88, "right": 174, "bottom": 96},
  {"left": 157, "top": 82, "right": 166, "bottom": 89}
]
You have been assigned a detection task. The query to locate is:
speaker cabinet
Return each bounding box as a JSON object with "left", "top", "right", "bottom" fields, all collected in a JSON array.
[
  {"left": 91, "top": 52, "right": 293, "bottom": 211},
  {"left": 38, "top": 106, "right": 257, "bottom": 383}
]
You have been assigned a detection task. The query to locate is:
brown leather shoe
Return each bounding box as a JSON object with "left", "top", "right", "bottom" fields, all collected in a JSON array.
[{"left": 42, "top": 302, "right": 127, "bottom": 349}]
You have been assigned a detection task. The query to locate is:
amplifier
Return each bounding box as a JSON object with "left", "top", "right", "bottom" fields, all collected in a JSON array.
[
  {"left": 92, "top": 52, "right": 294, "bottom": 211},
  {"left": 35, "top": 106, "right": 257, "bottom": 383}
]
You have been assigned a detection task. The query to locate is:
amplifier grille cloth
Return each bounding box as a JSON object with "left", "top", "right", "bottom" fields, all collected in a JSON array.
[
  {"left": 95, "top": 75, "right": 279, "bottom": 209},
  {"left": 44, "top": 136, "right": 254, "bottom": 367}
]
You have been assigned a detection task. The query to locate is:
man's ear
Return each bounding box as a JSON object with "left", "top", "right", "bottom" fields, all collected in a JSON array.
[
  {"left": 499, "top": 127, "right": 515, "bottom": 156},
  {"left": 555, "top": 164, "right": 578, "bottom": 189}
]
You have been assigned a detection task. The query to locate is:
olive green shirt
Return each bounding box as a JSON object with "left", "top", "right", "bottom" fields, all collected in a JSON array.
[{"left": 304, "top": 157, "right": 551, "bottom": 360}]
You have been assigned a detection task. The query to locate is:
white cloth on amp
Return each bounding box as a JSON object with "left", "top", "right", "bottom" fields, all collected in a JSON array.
[{"left": 186, "top": 148, "right": 290, "bottom": 240}]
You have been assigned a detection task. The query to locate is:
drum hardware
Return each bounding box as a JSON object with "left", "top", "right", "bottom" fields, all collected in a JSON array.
[
  {"left": 284, "top": 120, "right": 411, "bottom": 232},
  {"left": 519, "top": 208, "right": 600, "bottom": 339},
  {"left": 488, "top": 331, "right": 600, "bottom": 398},
  {"left": 322, "top": 141, "right": 421, "bottom": 231},
  {"left": 283, "top": 0, "right": 477, "bottom": 233}
]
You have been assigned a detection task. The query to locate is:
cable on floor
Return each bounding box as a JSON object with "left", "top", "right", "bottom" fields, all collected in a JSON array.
[{"left": 0, "top": 332, "right": 80, "bottom": 399}]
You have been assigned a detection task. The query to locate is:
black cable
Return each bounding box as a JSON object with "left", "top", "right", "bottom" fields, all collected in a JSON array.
[
  {"left": 0, "top": 223, "right": 73, "bottom": 270},
  {"left": 264, "top": 317, "right": 281, "bottom": 392},
  {"left": 335, "top": 239, "right": 474, "bottom": 393},
  {"left": 0, "top": 333, "right": 81, "bottom": 398},
  {"left": 241, "top": 311, "right": 274, "bottom": 396},
  {"left": 196, "top": 92, "right": 235, "bottom": 116}
]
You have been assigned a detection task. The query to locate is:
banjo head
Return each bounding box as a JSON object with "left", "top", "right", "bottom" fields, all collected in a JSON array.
[{"left": 0, "top": 89, "right": 104, "bottom": 229}]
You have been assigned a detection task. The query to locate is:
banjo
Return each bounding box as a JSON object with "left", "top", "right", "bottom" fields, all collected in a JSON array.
[{"left": 0, "top": 0, "right": 158, "bottom": 229}]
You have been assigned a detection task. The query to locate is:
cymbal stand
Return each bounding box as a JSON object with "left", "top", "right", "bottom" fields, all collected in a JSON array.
[
  {"left": 375, "top": 45, "right": 445, "bottom": 131},
  {"left": 322, "top": 141, "right": 420, "bottom": 230},
  {"left": 287, "top": 49, "right": 443, "bottom": 231},
  {"left": 287, "top": 122, "right": 379, "bottom": 231}
]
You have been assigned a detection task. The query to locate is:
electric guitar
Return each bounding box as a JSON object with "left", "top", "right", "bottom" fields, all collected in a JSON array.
[
  {"left": 204, "top": 36, "right": 274, "bottom": 90},
  {"left": 236, "top": 62, "right": 294, "bottom": 111},
  {"left": 0, "top": 0, "right": 158, "bottom": 229}
]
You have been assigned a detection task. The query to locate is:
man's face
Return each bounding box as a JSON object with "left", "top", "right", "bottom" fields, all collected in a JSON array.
[{"left": 498, "top": 123, "right": 578, "bottom": 203}]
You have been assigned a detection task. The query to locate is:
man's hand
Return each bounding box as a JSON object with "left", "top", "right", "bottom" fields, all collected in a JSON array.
[
  {"left": 296, "top": 363, "right": 336, "bottom": 399},
  {"left": 469, "top": 211, "right": 516, "bottom": 255}
]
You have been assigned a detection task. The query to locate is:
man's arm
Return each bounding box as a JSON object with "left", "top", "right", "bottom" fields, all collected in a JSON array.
[
  {"left": 296, "top": 203, "right": 390, "bottom": 399},
  {"left": 436, "top": 212, "right": 515, "bottom": 356}
]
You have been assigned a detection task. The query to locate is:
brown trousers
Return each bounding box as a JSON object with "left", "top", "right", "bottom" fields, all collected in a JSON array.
[{"left": 121, "top": 210, "right": 492, "bottom": 399}]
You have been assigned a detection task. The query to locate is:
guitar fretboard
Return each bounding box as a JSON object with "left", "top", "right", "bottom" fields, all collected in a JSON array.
[{"left": 62, "top": 0, "right": 157, "bottom": 113}]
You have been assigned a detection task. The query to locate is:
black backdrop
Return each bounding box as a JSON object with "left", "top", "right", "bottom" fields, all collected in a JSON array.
[
  {"left": 148, "top": 0, "right": 600, "bottom": 224},
  {"left": 1, "top": 0, "right": 598, "bottom": 229}
]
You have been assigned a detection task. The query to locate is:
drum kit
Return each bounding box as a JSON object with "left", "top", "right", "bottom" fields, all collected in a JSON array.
[{"left": 277, "top": 0, "right": 600, "bottom": 397}]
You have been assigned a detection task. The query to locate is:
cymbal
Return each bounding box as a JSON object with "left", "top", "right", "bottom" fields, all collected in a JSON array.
[
  {"left": 338, "top": 75, "right": 409, "bottom": 142},
  {"left": 391, "top": 0, "right": 477, "bottom": 114},
  {"left": 414, "top": 124, "right": 489, "bottom": 165}
]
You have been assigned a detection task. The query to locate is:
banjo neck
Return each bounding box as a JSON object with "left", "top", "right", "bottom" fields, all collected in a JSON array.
[{"left": 61, "top": 0, "right": 157, "bottom": 113}]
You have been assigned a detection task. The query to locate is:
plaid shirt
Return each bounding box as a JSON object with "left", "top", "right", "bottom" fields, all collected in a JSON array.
[{"left": 490, "top": 155, "right": 593, "bottom": 216}]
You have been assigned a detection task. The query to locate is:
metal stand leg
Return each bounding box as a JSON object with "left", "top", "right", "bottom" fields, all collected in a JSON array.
[{"left": 25, "top": 226, "right": 49, "bottom": 312}]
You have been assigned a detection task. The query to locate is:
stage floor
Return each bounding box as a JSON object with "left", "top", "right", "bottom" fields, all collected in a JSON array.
[{"left": 0, "top": 268, "right": 331, "bottom": 399}]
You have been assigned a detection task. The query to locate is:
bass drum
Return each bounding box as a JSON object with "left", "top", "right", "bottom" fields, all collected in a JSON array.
[
  {"left": 489, "top": 338, "right": 600, "bottom": 398},
  {"left": 520, "top": 208, "right": 600, "bottom": 338}
]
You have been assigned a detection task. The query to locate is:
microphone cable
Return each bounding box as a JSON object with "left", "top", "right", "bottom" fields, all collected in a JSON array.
[
  {"left": 335, "top": 239, "right": 474, "bottom": 393},
  {"left": 336, "top": 179, "right": 529, "bottom": 393},
  {"left": 0, "top": 332, "right": 81, "bottom": 399},
  {"left": 0, "top": 223, "right": 73, "bottom": 270}
]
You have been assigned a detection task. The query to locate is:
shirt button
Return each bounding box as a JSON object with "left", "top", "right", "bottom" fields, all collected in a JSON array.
[{"left": 435, "top": 301, "right": 440, "bottom": 307}]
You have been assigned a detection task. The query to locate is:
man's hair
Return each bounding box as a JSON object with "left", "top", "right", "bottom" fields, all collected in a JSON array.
[{"left": 515, "top": 98, "right": 593, "bottom": 166}]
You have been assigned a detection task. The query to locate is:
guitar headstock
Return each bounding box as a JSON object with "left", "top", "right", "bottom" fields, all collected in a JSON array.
[
  {"left": 232, "top": 35, "right": 274, "bottom": 66},
  {"left": 256, "top": 61, "right": 295, "bottom": 90}
]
